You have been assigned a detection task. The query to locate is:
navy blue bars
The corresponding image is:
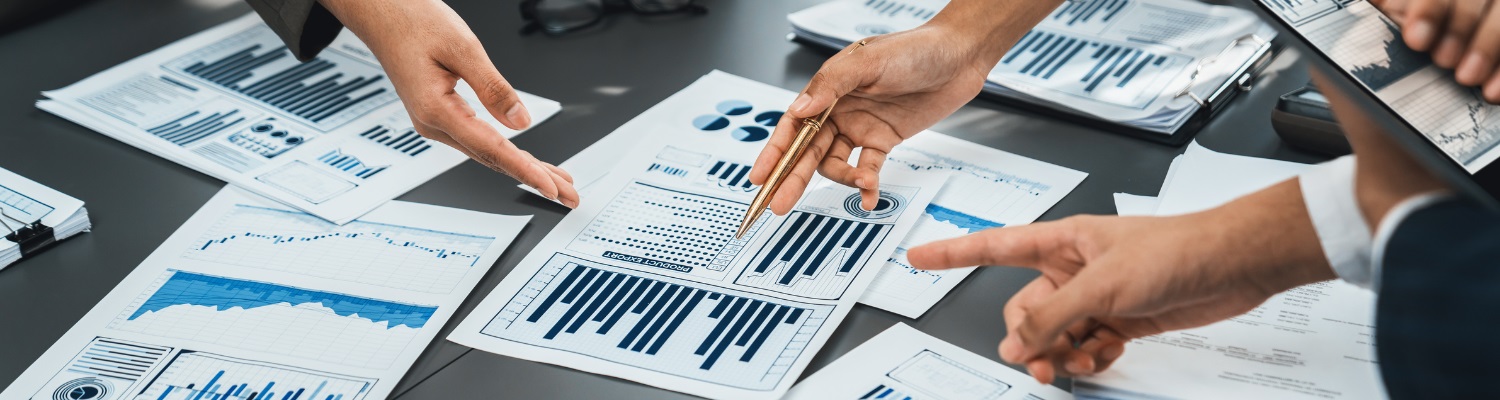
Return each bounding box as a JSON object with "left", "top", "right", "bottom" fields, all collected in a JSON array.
[
  {"left": 752, "top": 212, "right": 887, "bottom": 283},
  {"left": 146, "top": 110, "right": 245, "bottom": 146},
  {"left": 180, "top": 45, "right": 388, "bottom": 125},
  {"left": 526, "top": 264, "right": 808, "bottom": 370}
]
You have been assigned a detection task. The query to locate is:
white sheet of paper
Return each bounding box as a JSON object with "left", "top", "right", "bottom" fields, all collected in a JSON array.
[
  {"left": 1111, "top": 193, "right": 1158, "bottom": 216},
  {"left": 861, "top": 134, "right": 1085, "bottom": 318},
  {"left": 0, "top": 187, "right": 529, "bottom": 400},
  {"left": 37, "top": 14, "right": 561, "bottom": 224},
  {"left": 786, "top": 323, "right": 1072, "bottom": 400},
  {"left": 449, "top": 71, "right": 947, "bottom": 399},
  {"left": 1083, "top": 141, "right": 1385, "bottom": 399},
  {"left": 534, "top": 73, "right": 1086, "bottom": 318}
]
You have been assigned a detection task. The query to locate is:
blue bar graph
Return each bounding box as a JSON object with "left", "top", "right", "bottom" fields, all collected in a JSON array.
[
  {"left": 127, "top": 271, "right": 435, "bottom": 329},
  {"left": 737, "top": 211, "right": 889, "bottom": 299},
  {"left": 646, "top": 163, "right": 688, "bottom": 177},
  {"left": 317, "top": 149, "right": 387, "bottom": 179},
  {"left": 482, "top": 255, "right": 833, "bottom": 390},
  {"left": 860, "top": 384, "right": 913, "bottom": 400},
  {"left": 705, "top": 161, "right": 755, "bottom": 192},
  {"left": 1050, "top": 0, "right": 1129, "bottom": 27},
  {"left": 358, "top": 125, "right": 432, "bottom": 156},
  {"left": 137, "top": 351, "right": 373, "bottom": 400},
  {"left": 996, "top": 29, "right": 1185, "bottom": 108},
  {"left": 146, "top": 109, "right": 247, "bottom": 146}
]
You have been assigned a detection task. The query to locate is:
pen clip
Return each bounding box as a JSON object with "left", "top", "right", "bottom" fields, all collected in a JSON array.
[{"left": 1173, "top": 34, "right": 1268, "bottom": 107}]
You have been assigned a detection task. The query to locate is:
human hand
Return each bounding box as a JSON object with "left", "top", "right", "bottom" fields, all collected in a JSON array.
[
  {"left": 907, "top": 181, "right": 1337, "bottom": 384},
  {"left": 1370, "top": 0, "right": 1500, "bottom": 102},
  {"left": 320, "top": 0, "right": 579, "bottom": 207}
]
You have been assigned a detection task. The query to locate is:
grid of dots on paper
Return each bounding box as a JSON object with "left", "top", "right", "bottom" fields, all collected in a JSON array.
[{"left": 691, "top": 100, "right": 782, "bottom": 142}]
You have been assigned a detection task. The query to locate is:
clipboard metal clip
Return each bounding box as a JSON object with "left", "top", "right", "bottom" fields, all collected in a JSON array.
[{"left": 1173, "top": 34, "right": 1271, "bottom": 107}]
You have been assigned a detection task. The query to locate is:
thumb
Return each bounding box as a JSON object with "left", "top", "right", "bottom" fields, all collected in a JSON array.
[
  {"left": 448, "top": 50, "right": 531, "bottom": 131},
  {"left": 1013, "top": 272, "right": 1115, "bottom": 360}
]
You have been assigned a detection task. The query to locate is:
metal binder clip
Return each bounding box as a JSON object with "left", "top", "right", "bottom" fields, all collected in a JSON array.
[
  {"left": 1174, "top": 34, "right": 1270, "bottom": 107},
  {"left": 2, "top": 208, "right": 58, "bottom": 259}
]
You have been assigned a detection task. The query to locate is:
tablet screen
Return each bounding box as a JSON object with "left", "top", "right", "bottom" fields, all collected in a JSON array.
[{"left": 1258, "top": 0, "right": 1500, "bottom": 173}]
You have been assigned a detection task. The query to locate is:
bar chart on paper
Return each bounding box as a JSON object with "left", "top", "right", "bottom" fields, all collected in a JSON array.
[
  {"left": 359, "top": 125, "right": 434, "bottom": 156},
  {"left": 109, "top": 270, "right": 435, "bottom": 368},
  {"left": 996, "top": 29, "right": 1188, "bottom": 109},
  {"left": 738, "top": 211, "right": 891, "bottom": 299},
  {"left": 480, "top": 255, "right": 832, "bottom": 391},
  {"left": 164, "top": 26, "right": 398, "bottom": 131},
  {"left": 183, "top": 204, "right": 495, "bottom": 293},
  {"left": 1049, "top": 0, "right": 1130, "bottom": 30},
  {"left": 135, "top": 351, "right": 375, "bottom": 400},
  {"left": 571, "top": 182, "right": 766, "bottom": 274}
]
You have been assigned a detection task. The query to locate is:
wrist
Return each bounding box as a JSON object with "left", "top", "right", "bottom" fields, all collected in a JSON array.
[{"left": 1194, "top": 180, "right": 1338, "bottom": 295}]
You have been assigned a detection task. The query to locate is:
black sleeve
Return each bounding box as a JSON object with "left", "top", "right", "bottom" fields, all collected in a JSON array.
[
  {"left": 1376, "top": 197, "right": 1500, "bottom": 399},
  {"left": 244, "top": 0, "right": 344, "bottom": 61}
]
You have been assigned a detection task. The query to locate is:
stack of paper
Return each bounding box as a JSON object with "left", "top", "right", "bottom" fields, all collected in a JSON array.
[
  {"left": 1083, "top": 142, "right": 1385, "bottom": 399},
  {"left": 525, "top": 71, "right": 1087, "bottom": 319},
  {"left": 788, "top": 0, "right": 1277, "bottom": 135},
  {"left": 36, "top": 14, "right": 561, "bottom": 224},
  {"left": 0, "top": 167, "right": 90, "bottom": 269},
  {"left": 0, "top": 187, "right": 530, "bottom": 400}
]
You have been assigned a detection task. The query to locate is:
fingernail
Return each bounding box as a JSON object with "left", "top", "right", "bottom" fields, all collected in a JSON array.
[
  {"left": 789, "top": 93, "right": 810, "bottom": 114},
  {"left": 1066, "top": 359, "right": 1088, "bottom": 374},
  {"left": 564, "top": 197, "right": 580, "bottom": 208},
  {"left": 1459, "top": 53, "right": 1487, "bottom": 84},
  {"left": 1408, "top": 21, "right": 1434, "bottom": 49},
  {"left": 506, "top": 103, "right": 531, "bottom": 129}
]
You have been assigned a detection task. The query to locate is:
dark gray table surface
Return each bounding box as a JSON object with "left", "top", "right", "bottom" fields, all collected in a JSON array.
[{"left": 0, "top": 0, "right": 1329, "bottom": 398}]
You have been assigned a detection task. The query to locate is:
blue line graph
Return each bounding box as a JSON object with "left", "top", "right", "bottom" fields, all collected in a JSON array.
[
  {"left": 481, "top": 254, "right": 832, "bottom": 391},
  {"left": 111, "top": 270, "right": 434, "bottom": 367},
  {"left": 127, "top": 271, "right": 435, "bottom": 329},
  {"left": 0, "top": 183, "right": 54, "bottom": 224},
  {"left": 185, "top": 204, "right": 494, "bottom": 293},
  {"left": 923, "top": 204, "right": 1004, "bottom": 233},
  {"left": 317, "top": 149, "right": 386, "bottom": 179},
  {"left": 167, "top": 26, "right": 398, "bottom": 130},
  {"left": 136, "top": 351, "right": 374, "bottom": 400}
]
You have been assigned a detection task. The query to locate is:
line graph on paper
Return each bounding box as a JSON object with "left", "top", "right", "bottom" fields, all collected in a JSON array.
[
  {"left": 1301, "top": 4, "right": 1428, "bottom": 92},
  {"left": 481, "top": 255, "right": 832, "bottom": 391},
  {"left": 1391, "top": 83, "right": 1500, "bottom": 168},
  {"left": 183, "top": 204, "right": 496, "bottom": 293},
  {"left": 109, "top": 270, "right": 436, "bottom": 368}
]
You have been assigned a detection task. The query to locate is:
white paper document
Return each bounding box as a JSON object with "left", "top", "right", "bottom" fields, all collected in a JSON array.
[
  {"left": 537, "top": 71, "right": 1086, "bottom": 318},
  {"left": 1, "top": 187, "right": 529, "bottom": 400},
  {"left": 786, "top": 323, "right": 1072, "bottom": 400},
  {"left": 1090, "top": 142, "right": 1384, "bottom": 399},
  {"left": 789, "top": 0, "right": 1278, "bottom": 134},
  {"left": 450, "top": 71, "right": 946, "bottom": 399},
  {"left": 0, "top": 167, "right": 91, "bottom": 270},
  {"left": 37, "top": 14, "right": 562, "bottom": 224}
]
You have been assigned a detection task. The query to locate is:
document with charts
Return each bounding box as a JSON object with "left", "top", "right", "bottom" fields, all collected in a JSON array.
[
  {"left": 36, "top": 14, "right": 561, "bottom": 224},
  {"left": 449, "top": 72, "right": 946, "bottom": 399},
  {"left": 0, "top": 167, "right": 91, "bottom": 270},
  {"left": 1261, "top": 0, "right": 1500, "bottom": 172},
  {"left": 536, "top": 71, "right": 1086, "bottom": 318},
  {"left": 785, "top": 323, "right": 1071, "bottom": 400},
  {"left": 0, "top": 187, "right": 528, "bottom": 400}
]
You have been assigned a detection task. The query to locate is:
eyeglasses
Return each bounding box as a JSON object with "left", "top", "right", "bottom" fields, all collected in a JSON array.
[{"left": 520, "top": 0, "right": 708, "bottom": 36}]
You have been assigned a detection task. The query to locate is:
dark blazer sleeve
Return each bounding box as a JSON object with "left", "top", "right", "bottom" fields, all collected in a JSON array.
[
  {"left": 244, "top": 0, "right": 344, "bottom": 61},
  {"left": 1376, "top": 197, "right": 1500, "bottom": 399}
]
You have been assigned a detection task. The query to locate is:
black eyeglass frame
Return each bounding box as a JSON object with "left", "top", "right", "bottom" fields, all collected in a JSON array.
[{"left": 519, "top": 0, "right": 708, "bottom": 36}]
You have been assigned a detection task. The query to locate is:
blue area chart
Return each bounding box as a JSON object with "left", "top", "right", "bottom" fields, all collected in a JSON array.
[
  {"left": 483, "top": 255, "right": 831, "bottom": 391},
  {"left": 692, "top": 100, "right": 780, "bottom": 142},
  {"left": 137, "top": 351, "right": 374, "bottom": 400},
  {"left": 923, "top": 204, "right": 1004, "bottom": 233},
  {"left": 128, "top": 271, "right": 435, "bottom": 329}
]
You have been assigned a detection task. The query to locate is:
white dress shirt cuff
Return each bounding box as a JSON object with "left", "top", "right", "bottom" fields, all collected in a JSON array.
[
  {"left": 1369, "top": 191, "right": 1453, "bottom": 292},
  {"left": 1298, "top": 156, "right": 1374, "bottom": 288}
]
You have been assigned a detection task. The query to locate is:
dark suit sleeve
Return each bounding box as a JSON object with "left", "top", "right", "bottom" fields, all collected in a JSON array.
[
  {"left": 244, "top": 0, "right": 344, "bottom": 61},
  {"left": 1376, "top": 197, "right": 1500, "bottom": 399}
]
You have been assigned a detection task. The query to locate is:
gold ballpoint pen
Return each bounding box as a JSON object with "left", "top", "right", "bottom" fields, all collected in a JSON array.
[{"left": 734, "top": 99, "right": 839, "bottom": 239}]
